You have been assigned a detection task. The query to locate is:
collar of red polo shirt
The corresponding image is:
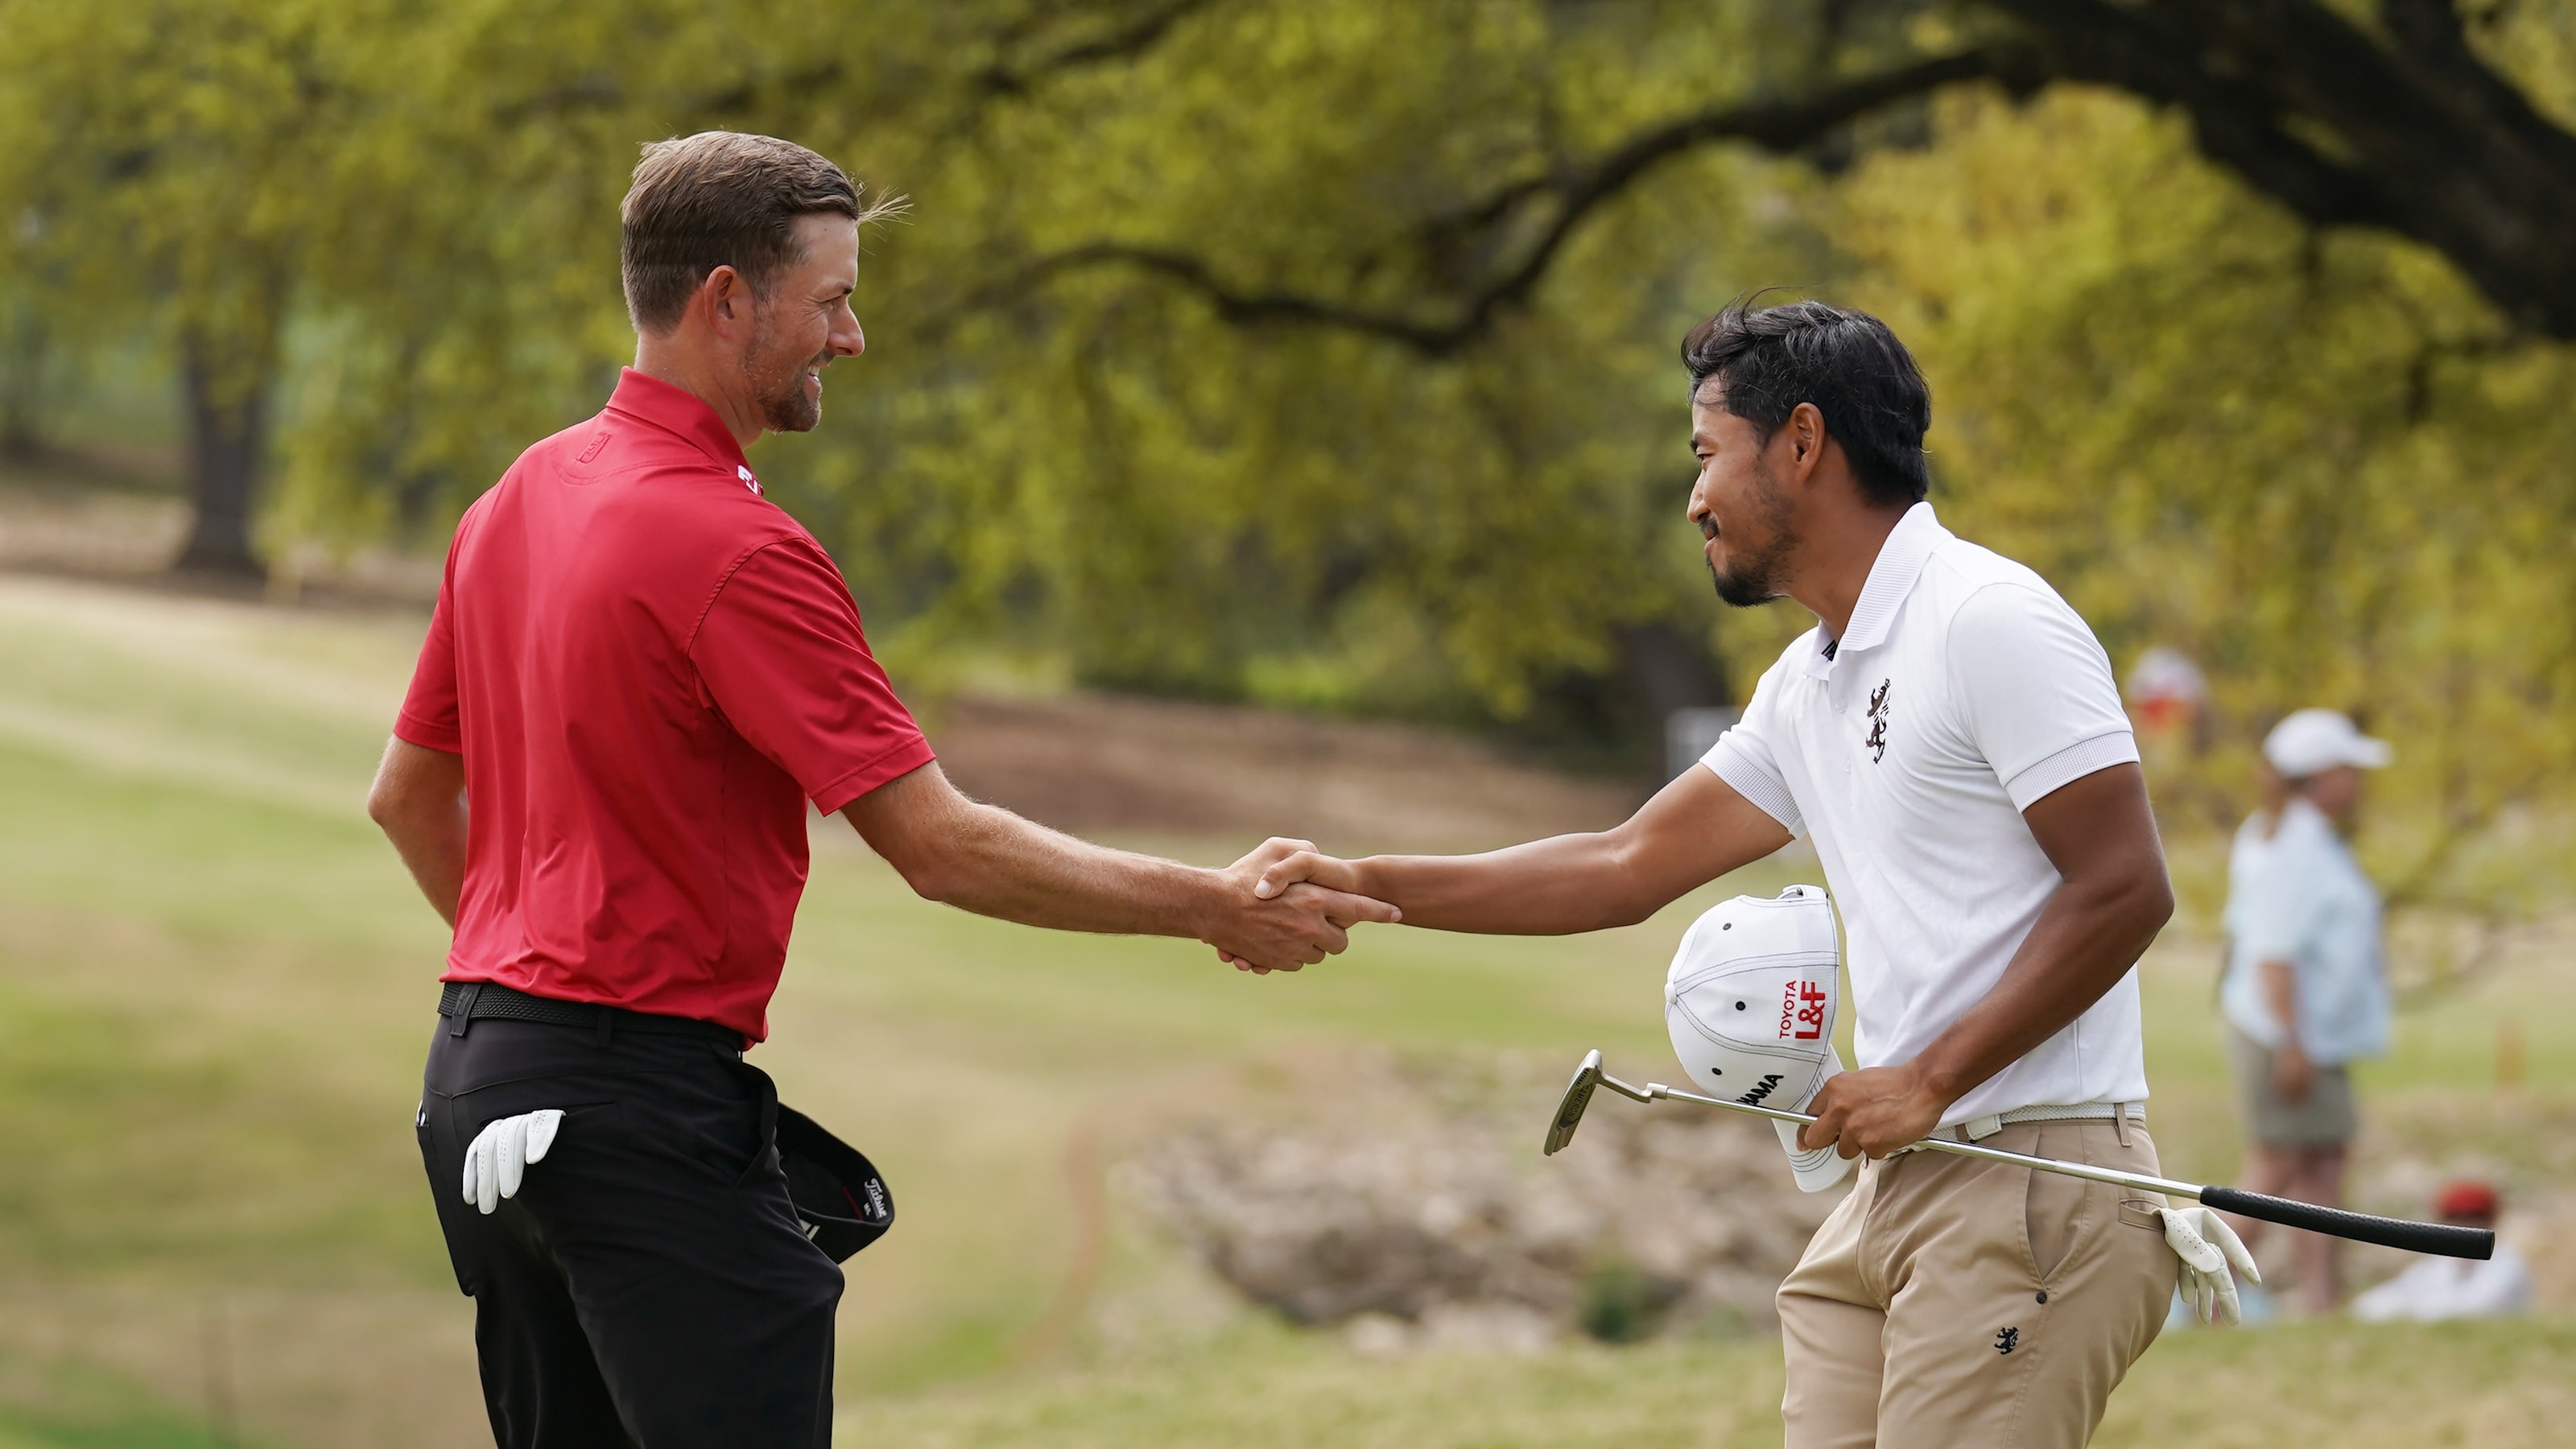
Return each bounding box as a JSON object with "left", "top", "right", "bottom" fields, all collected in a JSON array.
[{"left": 603, "top": 369, "right": 764, "bottom": 495}]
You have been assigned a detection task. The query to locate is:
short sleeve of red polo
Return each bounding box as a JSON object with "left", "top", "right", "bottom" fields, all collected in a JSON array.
[
  {"left": 395, "top": 577, "right": 464, "bottom": 753},
  {"left": 691, "top": 536, "right": 935, "bottom": 814}
]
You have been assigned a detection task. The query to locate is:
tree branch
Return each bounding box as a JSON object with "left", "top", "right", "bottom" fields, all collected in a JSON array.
[
  {"left": 978, "top": 0, "right": 1216, "bottom": 96},
  {"left": 1986, "top": 0, "right": 2576, "bottom": 335},
  {"left": 1000, "top": 0, "right": 2576, "bottom": 345},
  {"left": 999, "top": 244, "right": 1468, "bottom": 349},
  {"left": 1002, "top": 47, "right": 2020, "bottom": 353}
]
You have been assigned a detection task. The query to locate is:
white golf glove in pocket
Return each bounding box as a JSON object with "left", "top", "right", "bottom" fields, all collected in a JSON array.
[
  {"left": 462, "top": 1109, "right": 564, "bottom": 1216},
  {"left": 2161, "top": 1204, "right": 2260, "bottom": 1325}
]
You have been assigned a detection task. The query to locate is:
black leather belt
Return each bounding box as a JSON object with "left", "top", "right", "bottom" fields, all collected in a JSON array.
[{"left": 439, "top": 980, "right": 742, "bottom": 1049}]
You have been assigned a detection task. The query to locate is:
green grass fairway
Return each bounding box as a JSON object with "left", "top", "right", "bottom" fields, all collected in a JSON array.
[
  {"left": 835, "top": 1316, "right": 2576, "bottom": 1449},
  {"left": 0, "top": 572, "right": 2566, "bottom": 1447}
]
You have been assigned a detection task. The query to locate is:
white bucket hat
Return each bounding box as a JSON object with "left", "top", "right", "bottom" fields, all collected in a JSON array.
[
  {"left": 1664, "top": 885, "right": 1853, "bottom": 1192},
  {"left": 2263, "top": 708, "right": 2392, "bottom": 779}
]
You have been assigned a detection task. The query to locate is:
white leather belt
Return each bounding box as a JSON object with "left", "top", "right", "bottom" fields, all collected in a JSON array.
[{"left": 1945, "top": 1101, "right": 2144, "bottom": 1143}]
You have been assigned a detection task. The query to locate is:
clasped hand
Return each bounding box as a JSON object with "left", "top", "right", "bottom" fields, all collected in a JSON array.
[
  {"left": 1794, "top": 1063, "right": 1947, "bottom": 1160},
  {"left": 1205, "top": 840, "right": 1395, "bottom": 974}
]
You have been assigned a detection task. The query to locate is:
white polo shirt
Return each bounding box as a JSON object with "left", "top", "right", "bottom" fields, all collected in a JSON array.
[{"left": 1703, "top": 502, "right": 2148, "bottom": 1128}]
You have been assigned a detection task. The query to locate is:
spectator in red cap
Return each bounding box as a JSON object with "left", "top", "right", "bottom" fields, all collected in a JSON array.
[{"left": 2350, "top": 1179, "right": 2531, "bottom": 1323}]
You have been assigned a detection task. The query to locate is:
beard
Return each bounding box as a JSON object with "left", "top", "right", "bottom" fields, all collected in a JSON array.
[
  {"left": 1707, "top": 462, "right": 1800, "bottom": 608},
  {"left": 744, "top": 313, "right": 830, "bottom": 433}
]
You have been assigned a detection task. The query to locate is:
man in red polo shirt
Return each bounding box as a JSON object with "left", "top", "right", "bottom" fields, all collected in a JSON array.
[{"left": 365, "top": 132, "right": 1393, "bottom": 1449}]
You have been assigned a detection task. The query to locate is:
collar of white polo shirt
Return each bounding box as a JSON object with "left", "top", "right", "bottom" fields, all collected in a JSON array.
[{"left": 1802, "top": 502, "right": 1949, "bottom": 680}]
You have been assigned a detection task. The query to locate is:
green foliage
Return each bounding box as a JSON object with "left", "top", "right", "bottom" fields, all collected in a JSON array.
[
  {"left": 751, "top": 1, "right": 1842, "bottom": 720},
  {"left": 13, "top": 0, "right": 2576, "bottom": 801},
  {"left": 0, "top": 0, "right": 360, "bottom": 421},
  {"left": 0, "top": 1, "right": 1829, "bottom": 727},
  {"left": 1835, "top": 87, "right": 2576, "bottom": 910},
  {"left": 1575, "top": 1256, "right": 1678, "bottom": 1344}
]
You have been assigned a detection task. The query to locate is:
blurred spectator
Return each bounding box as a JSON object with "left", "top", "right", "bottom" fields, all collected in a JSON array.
[
  {"left": 2124, "top": 646, "right": 2209, "bottom": 745},
  {"left": 2351, "top": 1181, "right": 2531, "bottom": 1323},
  {"left": 2219, "top": 709, "right": 2393, "bottom": 1313}
]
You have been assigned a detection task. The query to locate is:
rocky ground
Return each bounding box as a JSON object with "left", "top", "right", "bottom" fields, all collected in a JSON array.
[{"left": 1121, "top": 1050, "right": 1843, "bottom": 1351}]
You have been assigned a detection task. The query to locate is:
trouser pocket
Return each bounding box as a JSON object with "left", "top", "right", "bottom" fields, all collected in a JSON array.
[
  {"left": 720, "top": 1055, "right": 784, "bottom": 1187},
  {"left": 2023, "top": 1125, "right": 2095, "bottom": 1283},
  {"left": 416, "top": 1084, "right": 479, "bottom": 1296}
]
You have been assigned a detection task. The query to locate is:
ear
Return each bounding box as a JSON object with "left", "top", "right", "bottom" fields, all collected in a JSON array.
[
  {"left": 694, "top": 264, "right": 753, "bottom": 339},
  {"left": 1784, "top": 402, "right": 1827, "bottom": 485}
]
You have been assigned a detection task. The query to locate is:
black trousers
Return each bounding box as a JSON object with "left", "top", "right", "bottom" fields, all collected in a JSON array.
[{"left": 416, "top": 1018, "right": 844, "bottom": 1449}]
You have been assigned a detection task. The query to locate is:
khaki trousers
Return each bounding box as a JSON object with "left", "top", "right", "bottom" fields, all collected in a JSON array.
[{"left": 1777, "top": 1120, "right": 2174, "bottom": 1449}]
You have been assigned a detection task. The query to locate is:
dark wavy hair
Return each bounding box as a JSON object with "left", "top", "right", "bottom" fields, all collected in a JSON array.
[{"left": 1680, "top": 295, "right": 1932, "bottom": 506}]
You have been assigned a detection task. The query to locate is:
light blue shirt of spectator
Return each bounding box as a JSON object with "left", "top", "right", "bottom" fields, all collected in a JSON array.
[{"left": 2221, "top": 796, "right": 2390, "bottom": 1065}]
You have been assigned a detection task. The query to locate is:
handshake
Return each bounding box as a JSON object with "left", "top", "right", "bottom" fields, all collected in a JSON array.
[{"left": 1200, "top": 838, "right": 1393, "bottom": 975}]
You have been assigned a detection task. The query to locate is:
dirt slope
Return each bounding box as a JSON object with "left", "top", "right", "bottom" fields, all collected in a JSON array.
[{"left": 927, "top": 692, "right": 1645, "bottom": 852}]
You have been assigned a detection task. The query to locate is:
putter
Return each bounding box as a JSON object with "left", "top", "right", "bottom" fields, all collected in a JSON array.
[{"left": 1545, "top": 1050, "right": 2493, "bottom": 1261}]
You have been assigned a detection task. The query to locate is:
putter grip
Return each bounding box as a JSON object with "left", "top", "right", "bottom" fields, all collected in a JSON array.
[{"left": 2197, "top": 1185, "right": 2493, "bottom": 1260}]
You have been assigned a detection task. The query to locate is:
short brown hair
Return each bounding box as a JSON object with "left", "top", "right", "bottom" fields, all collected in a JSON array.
[{"left": 619, "top": 132, "right": 902, "bottom": 334}]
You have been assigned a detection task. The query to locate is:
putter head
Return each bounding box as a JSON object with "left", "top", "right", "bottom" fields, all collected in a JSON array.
[{"left": 1544, "top": 1049, "right": 1607, "bottom": 1156}]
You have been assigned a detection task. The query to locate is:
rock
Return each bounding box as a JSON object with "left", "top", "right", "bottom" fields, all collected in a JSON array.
[{"left": 1121, "top": 1051, "right": 1845, "bottom": 1343}]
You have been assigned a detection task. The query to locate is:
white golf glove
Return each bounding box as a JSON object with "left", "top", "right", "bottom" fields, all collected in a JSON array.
[
  {"left": 461, "top": 1109, "right": 564, "bottom": 1216},
  {"left": 2161, "top": 1204, "right": 2260, "bottom": 1325}
]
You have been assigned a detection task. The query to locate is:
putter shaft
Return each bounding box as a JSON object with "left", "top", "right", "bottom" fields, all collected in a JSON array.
[
  {"left": 1638, "top": 1077, "right": 2202, "bottom": 1199},
  {"left": 1554, "top": 1053, "right": 2493, "bottom": 1260}
]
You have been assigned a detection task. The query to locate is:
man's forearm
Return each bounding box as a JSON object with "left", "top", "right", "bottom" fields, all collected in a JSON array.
[
  {"left": 386, "top": 813, "right": 468, "bottom": 929},
  {"left": 844, "top": 763, "right": 1397, "bottom": 972},
  {"left": 1796, "top": 765, "right": 2174, "bottom": 1158},
  {"left": 907, "top": 799, "right": 1220, "bottom": 939},
  {"left": 1905, "top": 868, "right": 2170, "bottom": 1108},
  {"left": 1899, "top": 765, "right": 2174, "bottom": 1113},
  {"left": 1350, "top": 835, "right": 1663, "bottom": 935},
  {"left": 2260, "top": 958, "right": 2301, "bottom": 1047},
  {"left": 1279, "top": 766, "right": 1794, "bottom": 935},
  {"left": 367, "top": 737, "right": 468, "bottom": 928}
]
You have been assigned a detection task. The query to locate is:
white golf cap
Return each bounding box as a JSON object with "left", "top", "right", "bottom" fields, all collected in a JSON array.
[
  {"left": 2262, "top": 708, "right": 2392, "bottom": 778},
  {"left": 1665, "top": 885, "right": 1853, "bottom": 1193}
]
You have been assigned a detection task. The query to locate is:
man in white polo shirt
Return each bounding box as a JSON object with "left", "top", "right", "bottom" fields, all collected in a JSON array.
[{"left": 1249, "top": 297, "right": 2182, "bottom": 1446}]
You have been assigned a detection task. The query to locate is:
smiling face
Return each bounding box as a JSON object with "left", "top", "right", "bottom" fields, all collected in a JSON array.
[
  {"left": 1686, "top": 387, "right": 1805, "bottom": 608},
  {"left": 738, "top": 213, "right": 864, "bottom": 434}
]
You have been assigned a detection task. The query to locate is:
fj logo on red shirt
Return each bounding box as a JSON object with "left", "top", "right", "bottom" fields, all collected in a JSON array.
[
  {"left": 1781, "top": 980, "right": 1827, "bottom": 1041},
  {"left": 737, "top": 464, "right": 763, "bottom": 496}
]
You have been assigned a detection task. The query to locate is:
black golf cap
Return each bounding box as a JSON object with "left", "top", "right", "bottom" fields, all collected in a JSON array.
[{"left": 776, "top": 1104, "right": 894, "bottom": 1262}]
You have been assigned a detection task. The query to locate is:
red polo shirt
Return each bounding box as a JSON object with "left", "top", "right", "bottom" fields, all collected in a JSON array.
[{"left": 394, "top": 369, "right": 935, "bottom": 1040}]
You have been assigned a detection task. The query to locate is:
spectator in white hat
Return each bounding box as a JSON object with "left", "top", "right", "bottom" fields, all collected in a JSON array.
[{"left": 2219, "top": 708, "right": 2394, "bottom": 1313}]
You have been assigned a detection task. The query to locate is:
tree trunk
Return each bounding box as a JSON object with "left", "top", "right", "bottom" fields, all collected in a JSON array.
[
  {"left": 1614, "top": 620, "right": 1731, "bottom": 722},
  {"left": 0, "top": 300, "right": 52, "bottom": 464},
  {"left": 174, "top": 337, "right": 270, "bottom": 578}
]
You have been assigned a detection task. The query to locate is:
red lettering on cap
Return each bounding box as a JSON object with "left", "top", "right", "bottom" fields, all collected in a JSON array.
[{"left": 1781, "top": 980, "right": 1827, "bottom": 1041}]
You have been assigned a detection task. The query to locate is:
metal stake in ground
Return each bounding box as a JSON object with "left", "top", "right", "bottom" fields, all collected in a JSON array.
[{"left": 1543, "top": 1049, "right": 2494, "bottom": 1261}]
